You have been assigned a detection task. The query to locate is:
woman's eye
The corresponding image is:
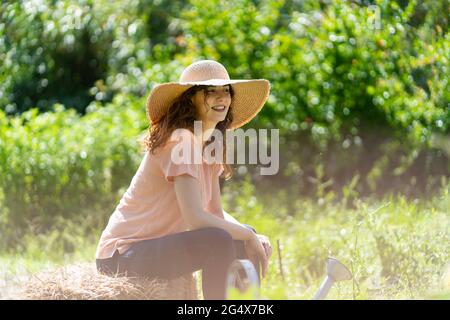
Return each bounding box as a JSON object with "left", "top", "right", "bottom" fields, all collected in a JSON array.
[{"left": 206, "top": 88, "right": 229, "bottom": 94}]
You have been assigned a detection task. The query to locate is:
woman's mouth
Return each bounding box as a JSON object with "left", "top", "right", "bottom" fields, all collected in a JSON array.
[{"left": 211, "top": 105, "right": 227, "bottom": 112}]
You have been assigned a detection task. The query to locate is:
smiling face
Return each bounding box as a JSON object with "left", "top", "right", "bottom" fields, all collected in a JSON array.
[{"left": 192, "top": 85, "right": 232, "bottom": 127}]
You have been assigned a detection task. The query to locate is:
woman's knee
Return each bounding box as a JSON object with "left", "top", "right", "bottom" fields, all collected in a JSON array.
[
  {"left": 198, "top": 227, "right": 234, "bottom": 251},
  {"left": 199, "top": 228, "right": 236, "bottom": 272},
  {"left": 202, "top": 227, "right": 232, "bottom": 242}
]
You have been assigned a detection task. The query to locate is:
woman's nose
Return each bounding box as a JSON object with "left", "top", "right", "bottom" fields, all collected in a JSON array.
[{"left": 216, "top": 91, "right": 230, "bottom": 102}]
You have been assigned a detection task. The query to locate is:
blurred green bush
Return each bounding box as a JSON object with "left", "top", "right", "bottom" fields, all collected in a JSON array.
[
  {"left": 179, "top": 0, "right": 449, "bottom": 196},
  {"left": 0, "top": 94, "right": 147, "bottom": 248},
  {"left": 0, "top": 0, "right": 187, "bottom": 114},
  {"left": 221, "top": 177, "right": 450, "bottom": 299},
  {"left": 0, "top": 0, "right": 449, "bottom": 247}
]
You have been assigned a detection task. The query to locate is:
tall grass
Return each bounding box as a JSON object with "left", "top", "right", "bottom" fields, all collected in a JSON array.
[
  {"left": 1, "top": 175, "right": 449, "bottom": 299},
  {"left": 222, "top": 175, "right": 450, "bottom": 299}
]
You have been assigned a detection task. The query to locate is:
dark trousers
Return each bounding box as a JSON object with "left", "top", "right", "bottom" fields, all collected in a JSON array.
[{"left": 96, "top": 227, "right": 260, "bottom": 300}]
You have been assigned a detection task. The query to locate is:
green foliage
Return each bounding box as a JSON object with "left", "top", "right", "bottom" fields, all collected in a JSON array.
[
  {"left": 222, "top": 178, "right": 450, "bottom": 299},
  {"left": 0, "top": 0, "right": 187, "bottom": 115},
  {"left": 0, "top": 0, "right": 449, "bottom": 300},
  {"left": 1, "top": 0, "right": 111, "bottom": 114},
  {"left": 2, "top": 177, "right": 448, "bottom": 300},
  {"left": 180, "top": 0, "right": 449, "bottom": 197},
  {"left": 0, "top": 94, "right": 147, "bottom": 248},
  {"left": 1, "top": 0, "right": 448, "bottom": 197},
  {"left": 181, "top": 0, "right": 449, "bottom": 141},
  {"left": 2, "top": 0, "right": 447, "bottom": 138}
]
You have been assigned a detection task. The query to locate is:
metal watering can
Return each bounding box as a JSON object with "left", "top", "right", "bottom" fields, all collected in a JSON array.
[
  {"left": 226, "top": 257, "right": 352, "bottom": 300},
  {"left": 313, "top": 257, "right": 353, "bottom": 300}
]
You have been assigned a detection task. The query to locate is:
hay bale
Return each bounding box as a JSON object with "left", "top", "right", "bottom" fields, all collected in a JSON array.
[{"left": 17, "top": 263, "right": 199, "bottom": 300}]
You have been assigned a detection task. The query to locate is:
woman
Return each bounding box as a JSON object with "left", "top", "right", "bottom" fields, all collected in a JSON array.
[{"left": 95, "top": 60, "right": 272, "bottom": 300}]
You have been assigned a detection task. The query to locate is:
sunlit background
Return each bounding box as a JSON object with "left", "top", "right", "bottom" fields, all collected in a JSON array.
[{"left": 0, "top": 0, "right": 449, "bottom": 299}]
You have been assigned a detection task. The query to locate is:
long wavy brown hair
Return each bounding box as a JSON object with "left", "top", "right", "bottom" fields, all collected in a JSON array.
[{"left": 141, "top": 84, "right": 234, "bottom": 180}]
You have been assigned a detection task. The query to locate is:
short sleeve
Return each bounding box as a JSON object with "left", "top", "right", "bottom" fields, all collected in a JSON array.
[{"left": 157, "top": 129, "right": 201, "bottom": 182}]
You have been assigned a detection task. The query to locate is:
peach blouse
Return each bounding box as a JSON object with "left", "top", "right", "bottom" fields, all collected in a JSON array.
[{"left": 95, "top": 129, "right": 224, "bottom": 259}]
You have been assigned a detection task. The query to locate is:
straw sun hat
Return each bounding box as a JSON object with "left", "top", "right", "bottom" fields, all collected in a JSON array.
[{"left": 146, "top": 60, "right": 270, "bottom": 129}]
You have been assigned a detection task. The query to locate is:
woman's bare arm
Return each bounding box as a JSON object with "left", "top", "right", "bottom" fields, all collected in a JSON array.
[
  {"left": 174, "top": 174, "right": 256, "bottom": 241},
  {"left": 223, "top": 210, "right": 243, "bottom": 226},
  {"left": 209, "top": 172, "right": 244, "bottom": 227}
]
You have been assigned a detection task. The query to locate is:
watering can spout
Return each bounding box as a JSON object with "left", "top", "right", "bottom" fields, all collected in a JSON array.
[
  {"left": 327, "top": 257, "right": 352, "bottom": 282},
  {"left": 313, "top": 257, "right": 352, "bottom": 300}
]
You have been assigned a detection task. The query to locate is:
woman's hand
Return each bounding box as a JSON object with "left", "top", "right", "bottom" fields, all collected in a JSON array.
[
  {"left": 244, "top": 234, "right": 270, "bottom": 279},
  {"left": 256, "top": 234, "right": 272, "bottom": 260}
]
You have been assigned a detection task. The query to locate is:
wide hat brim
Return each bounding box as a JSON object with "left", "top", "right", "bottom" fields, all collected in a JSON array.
[{"left": 146, "top": 78, "right": 270, "bottom": 129}]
